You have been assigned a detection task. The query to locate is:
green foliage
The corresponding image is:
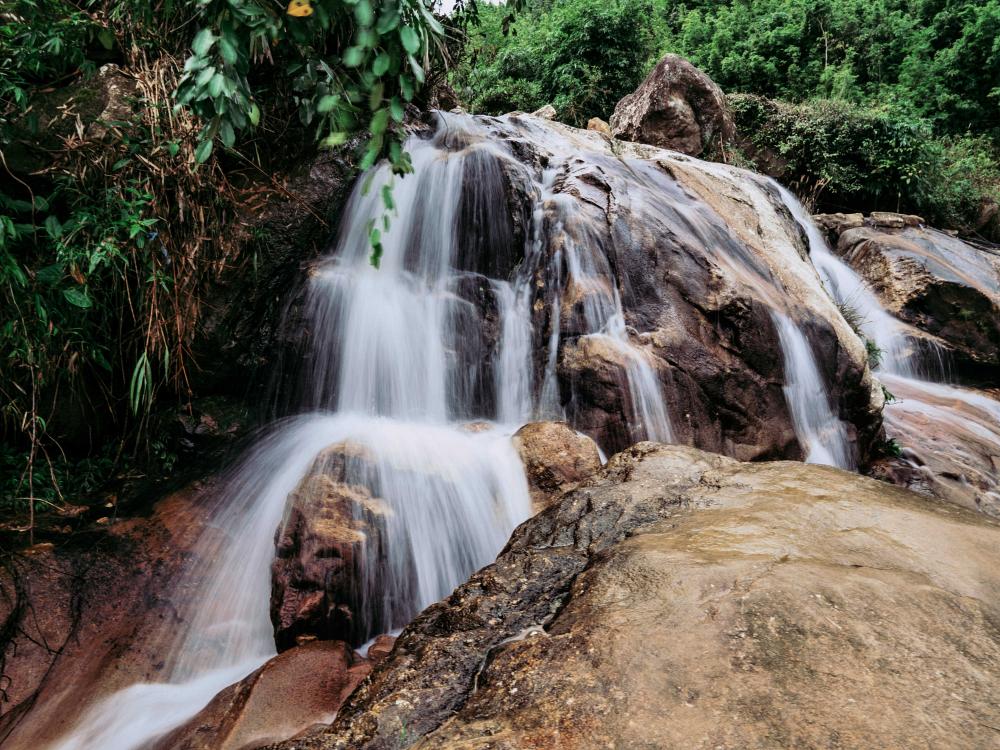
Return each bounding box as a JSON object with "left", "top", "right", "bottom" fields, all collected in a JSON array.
[
  {"left": 664, "top": 0, "right": 1000, "bottom": 141},
  {"left": 729, "top": 94, "right": 1000, "bottom": 229},
  {"left": 0, "top": 0, "right": 450, "bottom": 530},
  {"left": 452, "top": 0, "right": 660, "bottom": 125},
  {"left": 174, "top": 0, "right": 446, "bottom": 179}
]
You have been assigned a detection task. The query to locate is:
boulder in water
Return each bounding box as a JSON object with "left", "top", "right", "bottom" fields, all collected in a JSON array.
[
  {"left": 512, "top": 421, "right": 602, "bottom": 512},
  {"left": 272, "top": 444, "right": 1000, "bottom": 750},
  {"left": 833, "top": 222, "right": 1000, "bottom": 373},
  {"left": 610, "top": 54, "right": 735, "bottom": 156},
  {"left": 271, "top": 443, "right": 393, "bottom": 649}
]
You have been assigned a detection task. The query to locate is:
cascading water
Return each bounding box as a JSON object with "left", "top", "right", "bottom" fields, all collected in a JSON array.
[
  {"left": 775, "top": 186, "right": 1000, "bottom": 513},
  {"left": 49, "top": 116, "right": 551, "bottom": 750},
  {"left": 42, "top": 111, "right": 895, "bottom": 750}
]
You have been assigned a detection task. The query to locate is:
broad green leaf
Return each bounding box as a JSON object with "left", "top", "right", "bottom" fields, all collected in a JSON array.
[
  {"left": 373, "top": 53, "right": 391, "bottom": 76},
  {"left": 317, "top": 94, "right": 340, "bottom": 113},
  {"left": 249, "top": 102, "right": 261, "bottom": 126},
  {"left": 192, "top": 28, "right": 216, "bottom": 56},
  {"left": 399, "top": 74, "right": 414, "bottom": 101},
  {"left": 343, "top": 46, "right": 365, "bottom": 67},
  {"left": 219, "top": 120, "right": 235, "bottom": 147},
  {"left": 112, "top": 157, "right": 131, "bottom": 171},
  {"left": 63, "top": 287, "right": 92, "bottom": 308},
  {"left": 370, "top": 108, "right": 389, "bottom": 136},
  {"left": 219, "top": 37, "right": 238, "bottom": 65},
  {"left": 376, "top": 10, "right": 400, "bottom": 34},
  {"left": 44, "top": 215, "right": 62, "bottom": 239},
  {"left": 195, "top": 139, "right": 214, "bottom": 163},
  {"left": 354, "top": 0, "right": 373, "bottom": 26},
  {"left": 321, "top": 132, "right": 350, "bottom": 147},
  {"left": 408, "top": 54, "right": 425, "bottom": 83},
  {"left": 97, "top": 29, "right": 115, "bottom": 50},
  {"left": 208, "top": 73, "right": 225, "bottom": 98},
  {"left": 390, "top": 96, "right": 405, "bottom": 123},
  {"left": 399, "top": 26, "right": 420, "bottom": 54}
]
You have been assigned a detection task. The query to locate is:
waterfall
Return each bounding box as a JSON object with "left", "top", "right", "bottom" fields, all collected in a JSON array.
[
  {"left": 49, "top": 117, "right": 545, "bottom": 750},
  {"left": 775, "top": 186, "right": 1000, "bottom": 507},
  {"left": 771, "top": 311, "right": 854, "bottom": 469}
]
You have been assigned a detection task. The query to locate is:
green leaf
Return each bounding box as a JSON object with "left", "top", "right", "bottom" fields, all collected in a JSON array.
[
  {"left": 343, "top": 46, "right": 365, "bottom": 67},
  {"left": 376, "top": 10, "right": 400, "bottom": 34},
  {"left": 373, "top": 53, "right": 391, "bottom": 76},
  {"left": 167, "top": 141, "right": 181, "bottom": 157},
  {"left": 390, "top": 96, "right": 405, "bottom": 123},
  {"left": 381, "top": 184, "right": 395, "bottom": 211},
  {"left": 44, "top": 215, "right": 63, "bottom": 239},
  {"left": 249, "top": 102, "right": 261, "bottom": 126},
  {"left": 63, "top": 287, "right": 92, "bottom": 308},
  {"left": 317, "top": 94, "right": 340, "bottom": 113},
  {"left": 321, "top": 132, "right": 350, "bottom": 148},
  {"left": 208, "top": 73, "right": 225, "bottom": 99},
  {"left": 399, "top": 75, "right": 414, "bottom": 101},
  {"left": 408, "top": 55, "right": 425, "bottom": 84},
  {"left": 370, "top": 108, "right": 389, "bottom": 136},
  {"left": 112, "top": 158, "right": 131, "bottom": 171},
  {"left": 369, "top": 82, "right": 384, "bottom": 111},
  {"left": 192, "top": 28, "right": 216, "bottom": 56},
  {"left": 196, "top": 65, "right": 216, "bottom": 88},
  {"left": 399, "top": 26, "right": 420, "bottom": 54},
  {"left": 195, "top": 139, "right": 214, "bottom": 163},
  {"left": 354, "top": 0, "right": 373, "bottom": 26},
  {"left": 36, "top": 263, "right": 63, "bottom": 285},
  {"left": 219, "top": 37, "right": 239, "bottom": 65},
  {"left": 219, "top": 120, "right": 236, "bottom": 148},
  {"left": 97, "top": 29, "right": 115, "bottom": 50}
]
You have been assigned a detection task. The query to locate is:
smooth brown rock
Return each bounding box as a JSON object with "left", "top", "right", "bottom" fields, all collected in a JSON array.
[
  {"left": 512, "top": 421, "right": 602, "bottom": 512},
  {"left": 162, "top": 641, "right": 370, "bottom": 750},
  {"left": 365, "top": 635, "right": 396, "bottom": 666},
  {"left": 269, "top": 444, "right": 1000, "bottom": 750},
  {"left": 610, "top": 54, "right": 735, "bottom": 156}
]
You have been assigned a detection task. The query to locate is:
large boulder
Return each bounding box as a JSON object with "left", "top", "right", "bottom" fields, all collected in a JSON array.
[
  {"left": 610, "top": 54, "right": 735, "bottom": 156},
  {"left": 271, "top": 443, "right": 393, "bottom": 649},
  {"left": 826, "top": 216, "right": 1000, "bottom": 375},
  {"left": 161, "top": 640, "right": 371, "bottom": 750},
  {"left": 269, "top": 444, "right": 1000, "bottom": 750},
  {"left": 511, "top": 421, "right": 602, "bottom": 512}
]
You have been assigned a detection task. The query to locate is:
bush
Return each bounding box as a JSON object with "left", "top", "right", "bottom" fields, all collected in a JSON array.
[
  {"left": 452, "top": 0, "right": 660, "bottom": 125},
  {"left": 729, "top": 94, "right": 1000, "bottom": 233}
]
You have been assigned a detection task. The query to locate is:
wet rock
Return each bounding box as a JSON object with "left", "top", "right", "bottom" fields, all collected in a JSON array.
[
  {"left": 586, "top": 117, "right": 611, "bottom": 135},
  {"left": 268, "top": 444, "right": 1000, "bottom": 750},
  {"left": 834, "top": 223, "right": 1000, "bottom": 373},
  {"left": 813, "top": 211, "right": 864, "bottom": 240},
  {"left": 0, "top": 487, "right": 218, "bottom": 747},
  {"left": 162, "top": 641, "right": 370, "bottom": 750},
  {"left": 512, "top": 421, "right": 602, "bottom": 512},
  {"left": 365, "top": 635, "right": 396, "bottom": 666},
  {"left": 271, "top": 444, "right": 393, "bottom": 650},
  {"left": 877, "top": 375, "right": 1000, "bottom": 518},
  {"left": 531, "top": 104, "right": 557, "bottom": 120},
  {"left": 610, "top": 54, "right": 735, "bottom": 156}
]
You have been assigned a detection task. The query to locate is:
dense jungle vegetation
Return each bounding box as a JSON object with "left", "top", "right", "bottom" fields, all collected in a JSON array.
[
  {"left": 452, "top": 0, "right": 1000, "bottom": 226},
  {"left": 1, "top": 0, "right": 998, "bottom": 537}
]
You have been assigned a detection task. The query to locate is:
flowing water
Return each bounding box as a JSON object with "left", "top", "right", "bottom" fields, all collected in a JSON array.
[
  {"left": 46, "top": 113, "right": 888, "bottom": 749},
  {"left": 776, "top": 187, "right": 1000, "bottom": 514}
]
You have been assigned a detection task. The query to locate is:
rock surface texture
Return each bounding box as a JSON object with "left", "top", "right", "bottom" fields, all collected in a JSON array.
[
  {"left": 269, "top": 444, "right": 1000, "bottom": 750},
  {"left": 450, "top": 114, "right": 883, "bottom": 461},
  {"left": 511, "top": 421, "right": 602, "bottom": 512},
  {"left": 271, "top": 443, "right": 394, "bottom": 648},
  {"left": 821, "top": 214, "right": 1000, "bottom": 375},
  {"left": 161, "top": 640, "right": 370, "bottom": 750},
  {"left": 610, "top": 54, "right": 735, "bottom": 156}
]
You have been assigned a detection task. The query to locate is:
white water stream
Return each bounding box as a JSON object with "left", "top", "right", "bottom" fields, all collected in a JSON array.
[{"left": 45, "top": 113, "right": 889, "bottom": 749}]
